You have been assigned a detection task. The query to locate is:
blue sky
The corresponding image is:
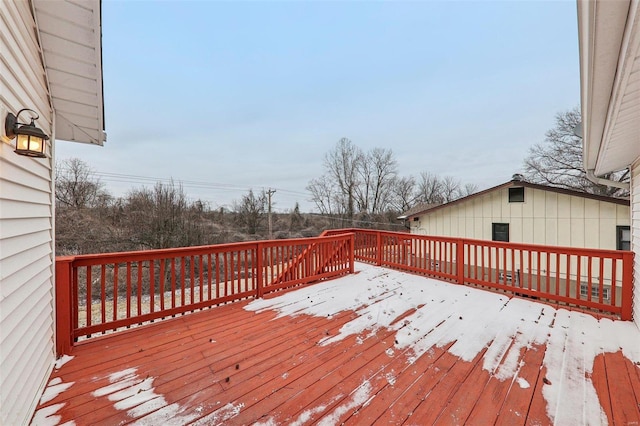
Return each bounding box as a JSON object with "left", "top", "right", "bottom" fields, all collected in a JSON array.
[{"left": 56, "top": 0, "right": 580, "bottom": 212}]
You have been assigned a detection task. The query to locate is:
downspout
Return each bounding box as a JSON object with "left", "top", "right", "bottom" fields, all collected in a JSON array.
[{"left": 585, "top": 169, "right": 630, "bottom": 190}]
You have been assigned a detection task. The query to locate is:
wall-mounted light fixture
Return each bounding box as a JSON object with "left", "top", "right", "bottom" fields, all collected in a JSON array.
[{"left": 4, "top": 109, "right": 49, "bottom": 158}]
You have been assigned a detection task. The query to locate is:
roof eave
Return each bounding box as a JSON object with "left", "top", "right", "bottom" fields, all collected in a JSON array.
[
  {"left": 34, "top": 0, "right": 106, "bottom": 146},
  {"left": 577, "top": 0, "right": 634, "bottom": 175}
]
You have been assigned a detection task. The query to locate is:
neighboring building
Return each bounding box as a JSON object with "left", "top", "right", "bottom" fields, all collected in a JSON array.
[
  {"left": 401, "top": 177, "right": 630, "bottom": 251},
  {"left": 0, "top": 1, "right": 104, "bottom": 424},
  {"left": 577, "top": 0, "right": 640, "bottom": 327}
]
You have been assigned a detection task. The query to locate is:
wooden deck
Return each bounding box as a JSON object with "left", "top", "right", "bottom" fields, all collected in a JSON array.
[{"left": 33, "top": 265, "right": 640, "bottom": 425}]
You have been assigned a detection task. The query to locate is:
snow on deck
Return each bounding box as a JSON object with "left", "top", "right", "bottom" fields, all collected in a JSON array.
[
  {"left": 32, "top": 263, "right": 640, "bottom": 425},
  {"left": 246, "top": 263, "right": 640, "bottom": 425}
]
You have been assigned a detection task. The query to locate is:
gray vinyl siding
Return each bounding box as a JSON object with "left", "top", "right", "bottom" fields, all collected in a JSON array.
[{"left": 0, "top": 0, "right": 55, "bottom": 424}]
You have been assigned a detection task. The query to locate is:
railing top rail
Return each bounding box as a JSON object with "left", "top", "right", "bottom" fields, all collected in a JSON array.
[
  {"left": 57, "top": 233, "right": 355, "bottom": 265},
  {"left": 461, "top": 237, "right": 630, "bottom": 257},
  {"left": 325, "top": 228, "right": 631, "bottom": 258}
]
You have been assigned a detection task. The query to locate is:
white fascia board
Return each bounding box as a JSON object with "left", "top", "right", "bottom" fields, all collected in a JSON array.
[{"left": 577, "top": 0, "right": 631, "bottom": 171}]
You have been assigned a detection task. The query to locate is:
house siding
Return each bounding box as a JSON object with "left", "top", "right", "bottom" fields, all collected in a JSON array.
[
  {"left": 411, "top": 186, "right": 629, "bottom": 251},
  {"left": 632, "top": 160, "right": 640, "bottom": 327},
  {"left": 0, "top": 1, "right": 55, "bottom": 424}
]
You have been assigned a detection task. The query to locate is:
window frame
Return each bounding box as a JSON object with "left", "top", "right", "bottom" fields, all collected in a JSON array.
[
  {"left": 508, "top": 187, "right": 525, "bottom": 203},
  {"left": 616, "top": 225, "right": 631, "bottom": 250},
  {"left": 580, "top": 284, "right": 610, "bottom": 300},
  {"left": 492, "top": 223, "right": 509, "bottom": 242}
]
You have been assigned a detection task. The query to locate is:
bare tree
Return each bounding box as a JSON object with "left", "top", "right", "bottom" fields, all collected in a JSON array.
[
  {"left": 307, "top": 175, "right": 344, "bottom": 216},
  {"left": 356, "top": 148, "right": 398, "bottom": 214},
  {"left": 289, "top": 202, "right": 304, "bottom": 232},
  {"left": 125, "top": 181, "right": 206, "bottom": 249},
  {"left": 524, "top": 107, "right": 629, "bottom": 197},
  {"left": 390, "top": 175, "right": 418, "bottom": 213},
  {"left": 323, "top": 138, "right": 362, "bottom": 219},
  {"left": 460, "top": 183, "right": 479, "bottom": 198},
  {"left": 233, "top": 189, "right": 267, "bottom": 235},
  {"left": 56, "top": 158, "right": 110, "bottom": 209},
  {"left": 416, "top": 172, "right": 444, "bottom": 204},
  {"left": 441, "top": 176, "right": 461, "bottom": 203}
]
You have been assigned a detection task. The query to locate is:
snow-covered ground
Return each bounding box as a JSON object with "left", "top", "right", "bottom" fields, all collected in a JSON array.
[{"left": 245, "top": 262, "right": 640, "bottom": 425}]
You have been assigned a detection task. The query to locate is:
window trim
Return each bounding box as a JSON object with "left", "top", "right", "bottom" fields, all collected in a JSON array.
[
  {"left": 580, "top": 284, "right": 610, "bottom": 300},
  {"left": 492, "top": 223, "right": 509, "bottom": 242},
  {"left": 616, "top": 225, "right": 630, "bottom": 250},
  {"left": 508, "top": 187, "right": 525, "bottom": 203}
]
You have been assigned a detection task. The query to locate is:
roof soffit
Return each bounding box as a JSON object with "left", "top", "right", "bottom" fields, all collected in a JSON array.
[
  {"left": 578, "top": 0, "right": 639, "bottom": 174},
  {"left": 33, "top": 0, "right": 106, "bottom": 146}
]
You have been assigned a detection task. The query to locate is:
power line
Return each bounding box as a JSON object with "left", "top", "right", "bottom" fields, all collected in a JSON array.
[{"left": 56, "top": 167, "right": 310, "bottom": 197}]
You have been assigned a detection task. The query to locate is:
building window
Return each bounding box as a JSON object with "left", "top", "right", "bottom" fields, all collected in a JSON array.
[
  {"left": 580, "top": 284, "right": 610, "bottom": 300},
  {"left": 617, "top": 226, "right": 631, "bottom": 250},
  {"left": 508, "top": 187, "right": 525, "bottom": 202},
  {"left": 492, "top": 223, "right": 509, "bottom": 242}
]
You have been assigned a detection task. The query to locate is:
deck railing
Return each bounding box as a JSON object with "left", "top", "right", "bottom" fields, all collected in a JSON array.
[
  {"left": 55, "top": 228, "right": 633, "bottom": 355},
  {"left": 324, "top": 228, "right": 633, "bottom": 321},
  {"left": 55, "top": 233, "right": 354, "bottom": 355}
]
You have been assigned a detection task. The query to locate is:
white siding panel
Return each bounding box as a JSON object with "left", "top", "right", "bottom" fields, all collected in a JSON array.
[
  {"left": 0, "top": 178, "right": 51, "bottom": 204},
  {"left": 1, "top": 195, "right": 51, "bottom": 217},
  {"left": 1, "top": 290, "right": 54, "bottom": 422},
  {"left": 1, "top": 248, "right": 51, "bottom": 297},
  {"left": 585, "top": 218, "right": 600, "bottom": 247},
  {"left": 0, "top": 1, "right": 55, "bottom": 424},
  {"left": 544, "top": 191, "right": 557, "bottom": 218},
  {"left": 0, "top": 229, "right": 51, "bottom": 260},
  {"left": 0, "top": 217, "right": 50, "bottom": 239},
  {"left": 599, "top": 219, "right": 617, "bottom": 250},
  {"left": 533, "top": 190, "right": 545, "bottom": 218},
  {"left": 571, "top": 218, "right": 585, "bottom": 247},
  {"left": 410, "top": 186, "right": 629, "bottom": 250},
  {"left": 631, "top": 160, "right": 640, "bottom": 327},
  {"left": 533, "top": 218, "right": 546, "bottom": 244}
]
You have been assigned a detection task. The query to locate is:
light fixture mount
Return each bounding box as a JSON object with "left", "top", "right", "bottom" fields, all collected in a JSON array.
[{"left": 4, "top": 109, "right": 49, "bottom": 158}]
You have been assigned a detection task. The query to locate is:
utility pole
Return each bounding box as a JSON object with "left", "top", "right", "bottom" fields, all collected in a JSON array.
[{"left": 267, "top": 188, "right": 276, "bottom": 239}]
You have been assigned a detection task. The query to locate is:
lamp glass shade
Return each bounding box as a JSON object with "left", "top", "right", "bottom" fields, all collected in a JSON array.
[{"left": 15, "top": 133, "right": 46, "bottom": 157}]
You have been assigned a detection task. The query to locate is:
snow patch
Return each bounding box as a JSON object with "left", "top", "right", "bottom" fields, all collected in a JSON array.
[
  {"left": 40, "top": 378, "right": 75, "bottom": 404},
  {"left": 54, "top": 355, "right": 74, "bottom": 370},
  {"left": 245, "top": 263, "right": 640, "bottom": 425},
  {"left": 30, "top": 403, "right": 75, "bottom": 426},
  {"left": 317, "top": 380, "right": 372, "bottom": 426},
  {"left": 190, "top": 402, "right": 244, "bottom": 425},
  {"left": 92, "top": 368, "right": 139, "bottom": 397},
  {"left": 91, "top": 367, "right": 196, "bottom": 425},
  {"left": 516, "top": 377, "right": 530, "bottom": 389},
  {"left": 290, "top": 404, "right": 328, "bottom": 426},
  {"left": 385, "top": 372, "right": 396, "bottom": 386},
  {"left": 289, "top": 393, "right": 343, "bottom": 426}
]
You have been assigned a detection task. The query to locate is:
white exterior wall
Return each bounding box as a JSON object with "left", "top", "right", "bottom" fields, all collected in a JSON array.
[
  {"left": 631, "top": 160, "right": 640, "bottom": 327},
  {"left": 0, "top": 1, "right": 55, "bottom": 424},
  {"left": 411, "top": 186, "right": 630, "bottom": 250}
]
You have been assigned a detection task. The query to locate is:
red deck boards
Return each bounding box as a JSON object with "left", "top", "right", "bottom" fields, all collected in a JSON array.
[{"left": 34, "top": 283, "right": 640, "bottom": 426}]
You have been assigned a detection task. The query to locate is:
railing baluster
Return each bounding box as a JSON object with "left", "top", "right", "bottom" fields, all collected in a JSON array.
[
  {"left": 100, "top": 264, "right": 106, "bottom": 329},
  {"left": 159, "top": 259, "right": 165, "bottom": 311},
  {"left": 150, "top": 260, "right": 156, "bottom": 314},
  {"left": 171, "top": 258, "right": 176, "bottom": 309},
  {"left": 86, "top": 267, "right": 92, "bottom": 329},
  {"left": 126, "top": 263, "right": 131, "bottom": 320},
  {"left": 55, "top": 229, "right": 632, "bottom": 355}
]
